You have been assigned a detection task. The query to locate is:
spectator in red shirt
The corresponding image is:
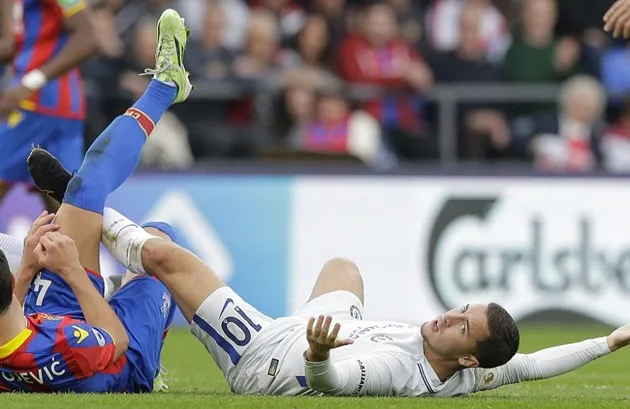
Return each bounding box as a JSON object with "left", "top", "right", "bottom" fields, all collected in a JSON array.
[
  {"left": 337, "top": 0, "right": 435, "bottom": 159},
  {"left": 287, "top": 85, "right": 388, "bottom": 167}
]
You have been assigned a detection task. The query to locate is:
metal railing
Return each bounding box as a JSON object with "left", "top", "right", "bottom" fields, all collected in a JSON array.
[
  {"left": 88, "top": 80, "right": 564, "bottom": 164},
  {"left": 427, "top": 84, "right": 561, "bottom": 164}
]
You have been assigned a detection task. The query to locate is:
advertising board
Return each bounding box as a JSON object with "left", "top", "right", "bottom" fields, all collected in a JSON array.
[
  {"left": 3, "top": 175, "right": 630, "bottom": 326},
  {"left": 290, "top": 177, "right": 630, "bottom": 326}
]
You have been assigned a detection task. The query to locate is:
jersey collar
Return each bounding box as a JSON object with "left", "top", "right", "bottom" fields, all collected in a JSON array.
[
  {"left": 0, "top": 318, "right": 32, "bottom": 359},
  {"left": 418, "top": 359, "right": 448, "bottom": 393}
]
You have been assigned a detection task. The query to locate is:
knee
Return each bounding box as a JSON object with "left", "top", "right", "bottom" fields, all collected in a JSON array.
[
  {"left": 322, "top": 257, "right": 363, "bottom": 284},
  {"left": 141, "top": 239, "right": 175, "bottom": 275},
  {"left": 310, "top": 257, "right": 364, "bottom": 303}
]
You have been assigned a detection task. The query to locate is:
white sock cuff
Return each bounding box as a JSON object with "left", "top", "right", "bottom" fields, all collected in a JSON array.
[
  {"left": 102, "top": 207, "right": 154, "bottom": 275},
  {"left": 0, "top": 233, "right": 24, "bottom": 274}
]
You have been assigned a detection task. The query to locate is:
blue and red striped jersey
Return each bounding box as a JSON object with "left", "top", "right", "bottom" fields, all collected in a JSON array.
[
  {"left": 11, "top": 0, "right": 87, "bottom": 119},
  {"left": 0, "top": 313, "right": 130, "bottom": 392}
]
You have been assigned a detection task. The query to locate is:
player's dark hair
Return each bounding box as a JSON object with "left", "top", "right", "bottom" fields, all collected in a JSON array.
[
  {"left": 0, "top": 250, "right": 13, "bottom": 315},
  {"left": 475, "top": 303, "right": 520, "bottom": 368}
]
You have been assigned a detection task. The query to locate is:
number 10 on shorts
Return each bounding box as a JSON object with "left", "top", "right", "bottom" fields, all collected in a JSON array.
[{"left": 193, "top": 298, "right": 263, "bottom": 366}]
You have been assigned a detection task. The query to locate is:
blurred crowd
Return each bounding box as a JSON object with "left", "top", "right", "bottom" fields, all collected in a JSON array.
[{"left": 80, "top": 0, "right": 630, "bottom": 172}]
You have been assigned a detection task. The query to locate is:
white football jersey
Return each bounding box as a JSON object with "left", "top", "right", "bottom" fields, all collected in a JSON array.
[
  {"left": 250, "top": 317, "right": 485, "bottom": 397},
  {"left": 193, "top": 288, "right": 611, "bottom": 397}
]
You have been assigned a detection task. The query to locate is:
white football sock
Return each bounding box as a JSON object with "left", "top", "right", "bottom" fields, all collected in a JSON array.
[
  {"left": 102, "top": 208, "right": 156, "bottom": 275},
  {"left": 0, "top": 233, "right": 24, "bottom": 274}
]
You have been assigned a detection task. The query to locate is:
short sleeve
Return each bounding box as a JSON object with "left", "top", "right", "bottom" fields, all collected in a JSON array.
[
  {"left": 55, "top": 0, "right": 87, "bottom": 17},
  {"left": 61, "top": 322, "right": 116, "bottom": 376}
]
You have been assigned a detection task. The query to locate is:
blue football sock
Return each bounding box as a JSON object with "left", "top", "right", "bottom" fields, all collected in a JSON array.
[
  {"left": 64, "top": 80, "right": 177, "bottom": 213},
  {"left": 141, "top": 221, "right": 179, "bottom": 245}
]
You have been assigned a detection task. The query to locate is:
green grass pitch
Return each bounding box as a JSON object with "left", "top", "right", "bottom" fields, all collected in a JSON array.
[{"left": 3, "top": 323, "right": 630, "bottom": 408}]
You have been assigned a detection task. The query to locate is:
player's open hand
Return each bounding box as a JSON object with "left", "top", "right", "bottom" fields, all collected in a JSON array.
[
  {"left": 305, "top": 315, "right": 354, "bottom": 362},
  {"left": 20, "top": 211, "right": 58, "bottom": 274},
  {"left": 607, "top": 324, "right": 630, "bottom": 352},
  {"left": 34, "top": 231, "right": 82, "bottom": 278},
  {"left": 604, "top": 0, "right": 630, "bottom": 38}
]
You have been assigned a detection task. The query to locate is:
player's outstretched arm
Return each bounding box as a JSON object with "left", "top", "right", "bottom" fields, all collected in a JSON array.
[
  {"left": 474, "top": 325, "right": 630, "bottom": 392},
  {"left": 0, "top": 0, "right": 15, "bottom": 62},
  {"left": 303, "top": 316, "right": 416, "bottom": 396},
  {"left": 34, "top": 231, "right": 129, "bottom": 360}
]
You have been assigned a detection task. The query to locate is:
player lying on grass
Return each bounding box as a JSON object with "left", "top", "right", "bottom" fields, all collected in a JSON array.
[
  {"left": 0, "top": 215, "right": 177, "bottom": 392},
  {"left": 26, "top": 175, "right": 630, "bottom": 396},
  {"left": 21, "top": 9, "right": 630, "bottom": 395},
  {"left": 0, "top": 8, "right": 192, "bottom": 392}
]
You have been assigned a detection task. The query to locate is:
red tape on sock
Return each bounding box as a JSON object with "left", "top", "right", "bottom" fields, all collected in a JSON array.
[{"left": 123, "top": 108, "right": 155, "bottom": 137}]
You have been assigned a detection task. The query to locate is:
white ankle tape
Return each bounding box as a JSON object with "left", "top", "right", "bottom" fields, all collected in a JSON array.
[{"left": 102, "top": 208, "right": 153, "bottom": 275}]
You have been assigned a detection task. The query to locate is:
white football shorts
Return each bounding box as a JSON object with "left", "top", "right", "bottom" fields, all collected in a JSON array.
[{"left": 190, "top": 286, "right": 364, "bottom": 395}]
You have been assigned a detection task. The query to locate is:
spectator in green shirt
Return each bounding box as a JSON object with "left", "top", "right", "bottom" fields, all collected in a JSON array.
[
  {"left": 504, "top": 0, "right": 580, "bottom": 83},
  {"left": 503, "top": 0, "right": 581, "bottom": 116}
]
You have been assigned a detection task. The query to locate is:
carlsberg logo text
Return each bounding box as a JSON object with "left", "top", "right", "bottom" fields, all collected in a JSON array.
[
  {"left": 450, "top": 218, "right": 630, "bottom": 292},
  {"left": 427, "top": 197, "right": 630, "bottom": 324}
]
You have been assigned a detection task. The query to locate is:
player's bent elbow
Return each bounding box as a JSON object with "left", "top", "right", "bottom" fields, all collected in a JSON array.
[{"left": 114, "top": 333, "right": 130, "bottom": 359}]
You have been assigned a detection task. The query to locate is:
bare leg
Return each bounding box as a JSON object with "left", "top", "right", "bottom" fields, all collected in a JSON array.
[
  {"left": 102, "top": 214, "right": 365, "bottom": 324},
  {"left": 308, "top": 258, "right": 364, "bottom": 304},
  {"left": 141, "top": 239, "right": 225, "bottom": 323},
  {"left": 101, "top": 207, "right": 225, "bottom": 323},
  {"left": 51, "top": 204, "right": 103, "bottom": 273},
  {"left": 31, "top": 78, "right": 179, "bottom": 272}
]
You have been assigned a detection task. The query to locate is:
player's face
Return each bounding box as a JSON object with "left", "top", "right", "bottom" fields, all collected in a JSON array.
[{"left": 421, "top": 304, "right": 491, "bottom": 367}]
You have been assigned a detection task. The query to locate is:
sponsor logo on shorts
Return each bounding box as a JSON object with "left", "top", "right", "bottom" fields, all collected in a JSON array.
[
  {"left": 92, "top": 329, "right": 106, "bottom": 347},
  {"left": 219, "top": 298, "right": 234, "bottom": 318},
  {"left": 349, "top": 305, "right": 362, "bottom": 320},
  {"left": 267, "top": 358, "right": 279, "bottom": 376},
  {"left": 161, "top": 293, "right": 171, "bottom": 319},
  {"left": 370, "top": 335, "right": 393, "bottom": 343},
  {"left": 72, "top": 326, "right": 89, "bottom": 344}
]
